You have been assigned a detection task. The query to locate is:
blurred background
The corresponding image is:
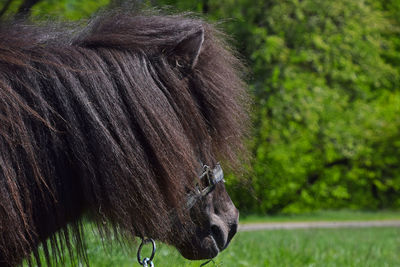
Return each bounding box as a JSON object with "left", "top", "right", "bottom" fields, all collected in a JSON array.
[
  {"left": 3, "top": 0, "right": 400, "bottom": 266},
  {"left": 3, "top": 0, "right": 400, "bottom": 216}
]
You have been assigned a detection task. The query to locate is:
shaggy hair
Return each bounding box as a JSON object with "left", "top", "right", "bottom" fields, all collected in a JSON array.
[{"left": 0, "top": 10, "right": 247, "bottom": 266}]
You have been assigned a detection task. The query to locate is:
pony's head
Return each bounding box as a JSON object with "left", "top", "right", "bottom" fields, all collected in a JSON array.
[
  {"left": 0, "top": 11, "right": 248, "bottom": 265},
  {"left": 172, "top": 164, "right": 240, "bottom": 259}
]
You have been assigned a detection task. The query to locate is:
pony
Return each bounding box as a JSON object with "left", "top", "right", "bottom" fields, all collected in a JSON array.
[{"left": 0, "top": 10, "right": 248, "bottom": 266}]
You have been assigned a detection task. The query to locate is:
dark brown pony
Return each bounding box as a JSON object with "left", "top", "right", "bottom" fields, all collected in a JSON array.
[{"left": 0, "top": 10, "right": 248, "bottom": 266}]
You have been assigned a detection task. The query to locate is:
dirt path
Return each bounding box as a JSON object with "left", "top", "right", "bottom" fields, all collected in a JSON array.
[{"left": 239, "top": 220, "right": 400, "bottom": 231}]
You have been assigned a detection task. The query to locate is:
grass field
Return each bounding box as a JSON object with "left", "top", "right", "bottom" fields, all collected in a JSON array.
[{"left": 25, "top": 211, "right": 400, "bottom": 267}]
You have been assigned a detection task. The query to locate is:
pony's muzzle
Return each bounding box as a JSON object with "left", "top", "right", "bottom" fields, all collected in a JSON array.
[
  {"left": 209, "top": 206, "right": 239, "bottom": 251},
  {"left": 176, "top": 182, "right": 239, "bottom": 260}
]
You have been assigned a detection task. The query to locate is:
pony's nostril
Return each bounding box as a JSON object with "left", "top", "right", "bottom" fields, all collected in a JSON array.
[
  {"left": 214, "top": 207, "right": 220, "bottom": 215},
  {"left": 210, "top": 225, "right": 225, "bottom": 250},
  {"left": 226, "top": 222, "right": 238, "bottom": 246}
]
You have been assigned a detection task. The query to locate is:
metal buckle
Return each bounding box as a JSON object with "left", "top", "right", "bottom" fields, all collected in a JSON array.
[
  {"left": 186, "top": 163, "right": 225, "bottom": 209},
  {"left": 198, "top": 163, "right": 224, "bottom": 196}
]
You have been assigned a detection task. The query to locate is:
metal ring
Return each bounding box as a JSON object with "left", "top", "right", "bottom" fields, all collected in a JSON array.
[
  {"left": 137, "top": 238, "right": 156, "bottom": 265},
  {"left": 143, "top": 258, "right": 154, "bottom": 267}
]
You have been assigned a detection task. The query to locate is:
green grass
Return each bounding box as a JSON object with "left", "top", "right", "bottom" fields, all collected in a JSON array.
[
  {"left": 240, "top": 210, "right": 400, "bottom": 223},
  {"left": 222, "top": 227, "right": 400, "bottom": 267},
  {"left": 27, "top": 226, "right": 400, "bottom": 266},
  {"left": 25, "top": 211, "right": 400, "bottom": 266}
]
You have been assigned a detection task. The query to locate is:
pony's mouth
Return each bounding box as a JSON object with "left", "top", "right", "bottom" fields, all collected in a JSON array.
[
  {"left": 177, "top": 234, "right": 220, "bottom": 260},
  {"left": 177, "top": 222, "right": 235, "bottom": 260},
  {"left": 202, "top": 234, "right": 221, "bottom": 257}
]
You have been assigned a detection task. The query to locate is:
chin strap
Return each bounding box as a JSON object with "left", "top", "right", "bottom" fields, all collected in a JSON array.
[{"left": 200, "top": 259, "right": 216, "bottom": 266}]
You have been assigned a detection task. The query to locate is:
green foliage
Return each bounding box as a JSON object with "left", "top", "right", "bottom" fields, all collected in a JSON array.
[
  {"left": 3, "top": 0, "right": 400, "bottom": 214},
  {"left": 236, "top": 0, "right": 400, "bottom": 213},
  {"left": 32, "top": 0, "right": 110, "bottom": 20},
  {"left": 155, "top": 0, "right": 400, "bottom": 214},
  {"left": 0, "top": 0, "right": 110, "bottom": 20}
]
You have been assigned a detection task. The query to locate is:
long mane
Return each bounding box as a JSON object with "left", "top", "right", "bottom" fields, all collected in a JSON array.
[{"left": 0, "top": 11, "right": 247, "bottom": 266}]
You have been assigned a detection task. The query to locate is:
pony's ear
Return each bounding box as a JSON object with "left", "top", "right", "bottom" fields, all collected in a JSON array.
[{"left": 169, "top": 27, "right": 204, "bottom": 70}]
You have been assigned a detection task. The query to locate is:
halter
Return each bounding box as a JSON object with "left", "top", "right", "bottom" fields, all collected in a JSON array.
[
  {"left": 137, "top": 163, "right": 225, "bottom": 267},
  {"left": 186, "top": 163, "right": 225, "bottom": 209}
]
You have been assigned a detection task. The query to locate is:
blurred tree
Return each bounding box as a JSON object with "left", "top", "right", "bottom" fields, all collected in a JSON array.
[
  {"left": 224, "top": 0, "right": 400, "bottom": 213},
  {"left": 0, "top": 0, "right": 14, "bottom": 17},
  {"left": 16, "top": 0, "right": 41, "bottom": 17},
  {"left": 0, "top": 0, "right": 110, "bottom": 20},
  {"left": 152, "top": 0, "right": 400, "bottom": 214}
]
